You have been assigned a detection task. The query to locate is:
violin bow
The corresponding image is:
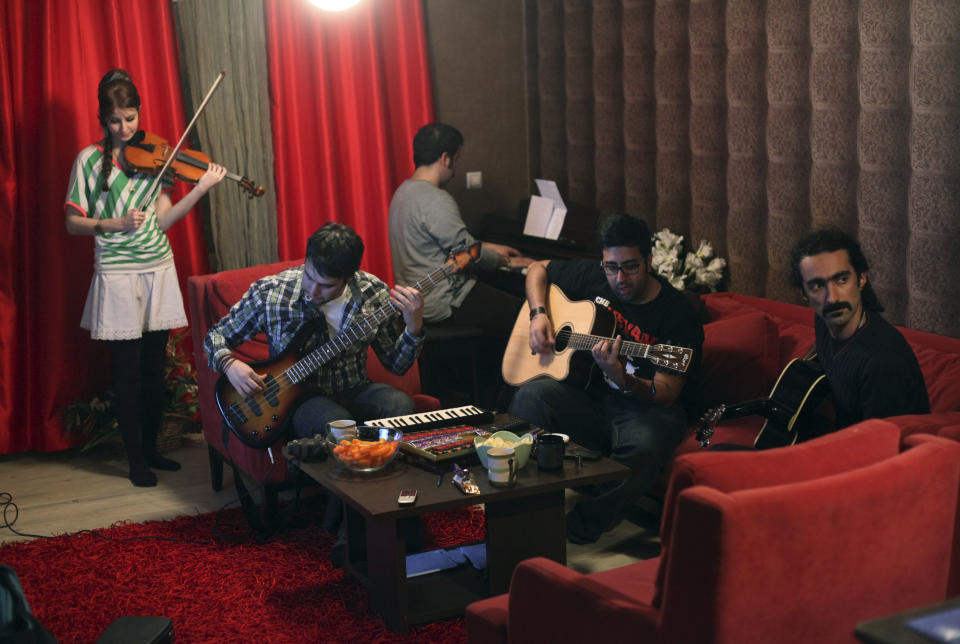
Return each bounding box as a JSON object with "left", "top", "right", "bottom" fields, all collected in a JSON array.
[{"left": 135, "top": 70, "right": 226, "bottom": 211}]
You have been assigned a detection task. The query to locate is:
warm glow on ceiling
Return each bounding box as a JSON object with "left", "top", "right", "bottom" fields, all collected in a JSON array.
[{"left": 307, "top": 0, "right": 363, "bottom": 11}]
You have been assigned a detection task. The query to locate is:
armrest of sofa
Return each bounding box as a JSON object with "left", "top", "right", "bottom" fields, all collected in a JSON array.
[
  {"left": 506, "top": 558, "right": 659, "bottom": 644},
  {"left": 884, "top": 412, "right": 960, "bottom": 441},
  {"left": 654, "top": 419, "right": 902, "bottom": 608},
  {"left": 939, "top": 424, "right": 960, "bottom": 441},
  {"left": 902, "top": 432, "right": 960, "bottom": 597}
]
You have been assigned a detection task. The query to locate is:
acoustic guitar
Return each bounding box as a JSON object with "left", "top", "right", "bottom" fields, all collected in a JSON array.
[
  {"left": 215, "top": 243, "right": 480, "bottom": 449},
  {"left": 501, "top": 283, "right": 694, "bottom": 389},
  {"left": 695, "top": 357, "right": 832, "bottom": 450}
]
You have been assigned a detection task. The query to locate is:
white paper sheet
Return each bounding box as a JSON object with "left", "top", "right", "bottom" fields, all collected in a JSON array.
[
  {"left": 534, "top": 179, "right": 566, "bottom": 210},
  {"left": 544, "top": 206, "right": 566, "bottom": 240},
  {"left": 523, "top": 194, "right": 556, "bottom": 237}
]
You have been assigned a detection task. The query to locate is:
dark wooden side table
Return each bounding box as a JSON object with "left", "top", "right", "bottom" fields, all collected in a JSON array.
[
  {"left": 296, "top": 447, "right": 628, "bottom": 632},
  {"left": 856, "top": 596, "right": 960, "bottom": 644}
]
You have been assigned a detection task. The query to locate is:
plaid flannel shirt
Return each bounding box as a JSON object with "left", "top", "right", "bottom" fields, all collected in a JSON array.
[{"left": 204, "top": 266, "right": 423, "bottom": 395}]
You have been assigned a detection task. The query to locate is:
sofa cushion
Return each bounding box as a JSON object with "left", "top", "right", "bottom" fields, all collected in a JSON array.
[
  {"left": 703, "top": 291, "right": 814, "bottom": 327},
  {"left": 698, "top": 311, "right": 781, "bottom": 413},
  {"left": 912, "top": 345, "right": 960, "bottom": 413},
  {"left": 773, "top": 320, "right": 814, "bottom": 362}
]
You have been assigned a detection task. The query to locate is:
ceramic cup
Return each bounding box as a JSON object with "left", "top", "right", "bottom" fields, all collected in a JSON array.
[
  {"left": 327, "top": 419, "right": 357, "bottom": 443},
  {"left": 487, "top": 446, "right": 518, "bottom": 487},
  {"left": 537, "top": 433, "right": 565, "bottom": 471}
]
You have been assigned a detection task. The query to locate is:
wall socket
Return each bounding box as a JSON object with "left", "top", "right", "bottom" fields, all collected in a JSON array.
[{"left": 466, "top": 171, "right": 482, "bottom": 190}]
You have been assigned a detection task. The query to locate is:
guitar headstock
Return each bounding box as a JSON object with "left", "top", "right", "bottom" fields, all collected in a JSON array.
[
  {"left": 648, "top": 344, "right": 693, "bottom": 374},
  {"left": 696, "top": 404, "right": 725, "bottom": 448},
  {"left": 445, "top": 242, "right": 481, "bottom": 273}
]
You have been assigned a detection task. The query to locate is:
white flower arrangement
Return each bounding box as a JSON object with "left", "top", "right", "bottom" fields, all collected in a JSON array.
[{"left": 651, "top": 228, "right": 727, "bottom": 292}]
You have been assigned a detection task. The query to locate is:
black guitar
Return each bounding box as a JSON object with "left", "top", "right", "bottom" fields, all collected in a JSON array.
[{"left": 696, "top": 358, "right": 832, "bottom": 450}]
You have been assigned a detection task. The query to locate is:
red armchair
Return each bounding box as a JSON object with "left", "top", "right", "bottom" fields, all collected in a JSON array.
[
  {"left": 187, "top": 260, "right": 440, "bottom": 505},
  {"left": 466, "top": 419, "right": 960, "bottom": 644}
]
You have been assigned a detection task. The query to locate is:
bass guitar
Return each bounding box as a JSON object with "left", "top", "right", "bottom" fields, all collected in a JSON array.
[
  {"left": 216, "top": 243, "right": 480, "bottom": 448},
  {"left": 696, "top": 357, "right": 832, "bottom": 450},
  {"left": 501, "top": 284, "right": 693, "bottom": 388}
]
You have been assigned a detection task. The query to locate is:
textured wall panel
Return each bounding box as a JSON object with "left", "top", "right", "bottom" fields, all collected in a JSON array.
[
  {"left": 623, "top": 0, "right": 656, "bottom": 218},
  {"left": 523, "top": 0, "right": 960, "bottom": 334},
  {"left": 689, "top": 0, "right": 727, "bottom": 257},
  {"left": 907, "top": 0, "right": 960, "bottom": 335}
]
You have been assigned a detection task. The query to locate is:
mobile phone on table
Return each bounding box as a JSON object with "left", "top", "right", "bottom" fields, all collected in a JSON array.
[{"left": 398, "top": 488, "right": 417, "bottom": 506}]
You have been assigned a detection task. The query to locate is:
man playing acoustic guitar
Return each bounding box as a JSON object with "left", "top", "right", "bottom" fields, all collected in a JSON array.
[
  {"left": 789, "top": 229, "right": 929, "bottom": 429},
  {"left": 204, "top": 222, "right": 426, "bottom": 440},
  {"left": 508, "top": 213, "right": 703, "bottom": 544}
]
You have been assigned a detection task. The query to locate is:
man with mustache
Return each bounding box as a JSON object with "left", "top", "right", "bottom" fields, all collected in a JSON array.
[{"left": 789, "top": 229, "right": 929, "bottom": 428}]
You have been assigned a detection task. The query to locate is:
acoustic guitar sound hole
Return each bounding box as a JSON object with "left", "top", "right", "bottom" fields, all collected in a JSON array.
[{"left": 554, "top": 326, "right": 572, "bottom": 352}]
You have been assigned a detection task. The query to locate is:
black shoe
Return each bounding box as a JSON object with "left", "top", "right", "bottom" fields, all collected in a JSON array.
[
  {"left": 329, "top": 540, "right": 346, "bottom": 568},
  {"left": 129, "top": 463, "right": 158, "bottom": 487},
  {"left": 145, "top": 453, "right": 181, "bottom": 471},
  {"left": 565, "top": 506, "right": 602, "bottom": 545}
]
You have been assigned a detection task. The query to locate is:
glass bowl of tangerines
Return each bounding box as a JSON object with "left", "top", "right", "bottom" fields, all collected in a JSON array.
[{"left": 327, "top": 425, "right": 403, "bottom": 473}]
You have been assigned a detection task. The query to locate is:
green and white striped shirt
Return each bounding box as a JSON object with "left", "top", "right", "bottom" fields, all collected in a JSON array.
[{"left": 65, "top": 144, "right": 174, "bottom": 270}]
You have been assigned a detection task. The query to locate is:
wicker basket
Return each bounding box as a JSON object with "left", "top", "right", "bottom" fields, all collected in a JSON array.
[{"left": 157, "top": 414, "right": 198, "bottom": 454}]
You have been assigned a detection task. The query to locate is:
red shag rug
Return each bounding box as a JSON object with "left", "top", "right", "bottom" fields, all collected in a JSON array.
[{"left": 0, "top": 496, "right": 485, "bottom": 643}]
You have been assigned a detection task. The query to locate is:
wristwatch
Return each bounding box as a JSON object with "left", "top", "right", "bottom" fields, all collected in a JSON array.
[
  {"left": 529, "top": 306, "right": 548, "bottom": 320},
  {"left": 94, "top": 223, "right": 104, "bottom": 236}
]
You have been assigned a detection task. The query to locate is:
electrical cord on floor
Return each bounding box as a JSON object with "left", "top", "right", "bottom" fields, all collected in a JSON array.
[
  {"left": 0, "top": 491, "right": 49, "bottom": 540},
  {"left": 0, "top": 489, "right": 212, "bottom": 546},
  {"left": 1, "top": 452, "right": 315, "bottom": 546}
]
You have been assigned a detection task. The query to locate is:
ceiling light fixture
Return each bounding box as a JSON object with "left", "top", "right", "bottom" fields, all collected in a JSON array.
[{"left": 307, "top": 0, "right": 363, "bottom": 11}]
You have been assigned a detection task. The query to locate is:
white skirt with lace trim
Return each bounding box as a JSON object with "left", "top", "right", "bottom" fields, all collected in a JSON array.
[{"left": 80, "top": 258, "right": 187, "bottom": 340}]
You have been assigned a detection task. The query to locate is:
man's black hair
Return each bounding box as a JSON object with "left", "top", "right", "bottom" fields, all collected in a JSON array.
[
  {"left": 305, "top": 222, "right": 364, "bottom": 280},
  {"left": 788, "top": 228, "right": 883, "bottom": 312},
  {"left": 413, "top": 123, "right": 464, "bottom": 167},
  {"left": 597, "top": 212, "right": 653, "bottom": 258}
]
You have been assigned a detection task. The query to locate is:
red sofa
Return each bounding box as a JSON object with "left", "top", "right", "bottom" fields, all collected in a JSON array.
[
  {"left": 681, "top": 292, "right": 960, "bottom": 454},
  {"left": 186, "top": 260, "right": 440, "bottom": 495},
  {"left": 466, "top": 420, "right": 960, "bottom": 644}
]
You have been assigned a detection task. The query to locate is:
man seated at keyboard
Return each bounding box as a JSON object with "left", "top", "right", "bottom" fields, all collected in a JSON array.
[{"left": 203, "top": 222, "right": 426, "bottom": 439}]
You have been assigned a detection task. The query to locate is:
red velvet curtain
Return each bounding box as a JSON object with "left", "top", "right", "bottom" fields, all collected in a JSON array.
[
  {"left": 265, "top": 0, "right": 435, "bottom": 283},
  {"left": 0, "top": 1, "right": 209, "bottom": 453},
  {"left": 0, "top": 0, "right": 434, "bottom": 455}
]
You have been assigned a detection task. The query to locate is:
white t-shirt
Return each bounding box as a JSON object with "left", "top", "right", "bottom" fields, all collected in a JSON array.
[{"left": 319, "top": 290, "right": 349, "bottom": 336}]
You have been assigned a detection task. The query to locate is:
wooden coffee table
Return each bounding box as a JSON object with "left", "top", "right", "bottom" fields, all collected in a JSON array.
[{"left": 295, "top": 434, "right": 628, "bottom": 632}]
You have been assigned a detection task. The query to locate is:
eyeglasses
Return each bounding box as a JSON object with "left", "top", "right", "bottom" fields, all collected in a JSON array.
[{"left": 601, "top": 261, "right": 643, "bottom": 276}]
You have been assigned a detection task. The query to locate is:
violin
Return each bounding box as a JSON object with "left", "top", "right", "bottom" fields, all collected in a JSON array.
[{"left": 123, "top": 130, "right": 265, "bottom": 197}]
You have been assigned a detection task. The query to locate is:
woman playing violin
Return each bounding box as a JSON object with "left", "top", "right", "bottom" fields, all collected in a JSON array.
[{"left": 65, "top": 69, "right": 226, "bottom": 487}]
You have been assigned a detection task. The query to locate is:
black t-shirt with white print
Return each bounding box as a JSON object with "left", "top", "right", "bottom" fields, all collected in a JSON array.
[{"left": 546, "top": 259, "right": 704, "bottom": 413}]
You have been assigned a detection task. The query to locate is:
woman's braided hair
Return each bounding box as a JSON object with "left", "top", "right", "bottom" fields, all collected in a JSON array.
[{"left": 96, "top": 69, "right": 140, "bottom": 191}]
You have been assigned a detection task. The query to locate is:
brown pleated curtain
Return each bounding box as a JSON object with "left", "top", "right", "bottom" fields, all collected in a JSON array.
[{"left": 526, "top": 0, "right": 960, "bottom": 337}]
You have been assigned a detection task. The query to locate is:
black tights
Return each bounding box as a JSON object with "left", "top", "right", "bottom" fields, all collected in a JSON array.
[{"left": 107, "top": 330, "right": 169, "bottom": 477}]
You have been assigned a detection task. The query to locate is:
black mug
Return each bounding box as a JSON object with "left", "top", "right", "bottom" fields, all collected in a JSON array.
[{"left": 537, "top": 434, "right": 565, "bottom": 471}]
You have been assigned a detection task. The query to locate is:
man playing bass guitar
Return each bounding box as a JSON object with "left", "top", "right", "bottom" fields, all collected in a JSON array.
[
  {"left": 508, "top": 213, "right": 703, "bottom": 544},
  {"left": 203, "top": 222, "right": 425, "bottom": 441}
]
